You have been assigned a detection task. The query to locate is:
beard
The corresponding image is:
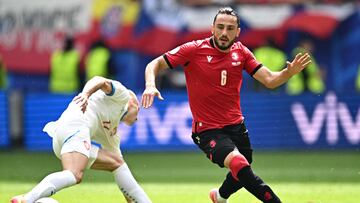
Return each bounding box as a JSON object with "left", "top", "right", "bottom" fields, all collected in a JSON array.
[{"left": 213, "top": 36, "right": 236, "bottom": 50}]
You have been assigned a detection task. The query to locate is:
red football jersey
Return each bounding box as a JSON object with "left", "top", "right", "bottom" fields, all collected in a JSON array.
[{"left": 164, "top": 37, "right": 262, "bottom": 133}]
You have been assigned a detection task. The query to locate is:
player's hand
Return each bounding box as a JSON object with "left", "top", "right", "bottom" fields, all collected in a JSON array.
[
  {"left": 141, "top": 85, "right": 164, "bottom": 108},
  {"left": 73, "top": 92, "right": 90, "bottom": 113},
  {"left": 286, "top": 53, "right": 312, "bottom": 76}
]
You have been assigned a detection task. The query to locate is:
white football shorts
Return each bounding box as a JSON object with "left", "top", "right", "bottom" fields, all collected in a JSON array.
[{"left": 45, "top": 122, "right": 99, "bottom": 169}]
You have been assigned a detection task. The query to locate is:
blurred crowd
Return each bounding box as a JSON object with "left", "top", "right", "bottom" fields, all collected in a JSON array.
[
  {"left": 0, "top": 34, "right": 359, "bottom": 95},
  {"left": 0, "top": 0, "right": 359, "bottom": 95},
  {"left": 48, "top": 36, "right": 112, "bottom": 94},
  {"left": 181, "top": 0, "right": 357, "bottom": 6},
  {"left": 253, "top": 38, "right": 326, "bottom": 95}
]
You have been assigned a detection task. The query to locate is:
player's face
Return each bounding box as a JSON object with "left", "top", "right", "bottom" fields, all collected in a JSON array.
[{"left": 212, "top": 14, "right": 240, "bottom": 51}]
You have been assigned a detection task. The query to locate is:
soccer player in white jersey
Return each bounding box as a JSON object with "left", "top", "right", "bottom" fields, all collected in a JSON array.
[{"left": 11, "top": 76, "right": 152, "bottom": 203}]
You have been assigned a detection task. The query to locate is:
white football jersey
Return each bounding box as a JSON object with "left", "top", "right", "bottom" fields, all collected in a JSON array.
[{"left": 44, "top": 81, "right": 130, "bottom": 154}]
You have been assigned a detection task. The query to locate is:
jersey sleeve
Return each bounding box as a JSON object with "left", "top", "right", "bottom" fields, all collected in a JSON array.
[
  {"left": 163, "top": 41, "right": 197, "bottom": 69},
  {"left": 243, "top": 46, "right": 263, "bottom": 76},
  {"left": 107, "top": 81, "right": 130, "bottom": 104}
]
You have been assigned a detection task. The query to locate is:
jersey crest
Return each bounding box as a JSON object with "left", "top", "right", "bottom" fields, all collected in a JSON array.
[{"left": 231, "top": 52, "right": 239, "bottom": 60}]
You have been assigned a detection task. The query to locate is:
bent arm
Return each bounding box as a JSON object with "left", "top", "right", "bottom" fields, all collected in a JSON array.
[
  {"left": 82, "top": 76, "right": 113, "bottom": 96},
  {"left": 253, "top": 53, "right": 311, "bottom": 89},
  {"left": 74, "top": 76, "right": 113, "bottom": 112},
  {"left": 253, "top": 66, "right": 292, "bottom": 89},
  {"left": 144, "top": 56, "right": 170, "bottom": 88}
]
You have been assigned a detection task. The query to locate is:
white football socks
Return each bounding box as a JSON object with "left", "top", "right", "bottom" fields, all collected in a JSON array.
[
  {"left": 22, "top": 165, "right": 151, "bottom": 203},
  {"left": 113, "top": 163, "right": 152, "bottom": 203},
  {"left": 24, "top": 170, "right": 76, "bottom": 203}
]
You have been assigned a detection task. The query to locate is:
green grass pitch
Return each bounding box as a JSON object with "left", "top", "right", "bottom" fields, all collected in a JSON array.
[{"left": 1, "top": 150, "right": 359, "bottom": 203}]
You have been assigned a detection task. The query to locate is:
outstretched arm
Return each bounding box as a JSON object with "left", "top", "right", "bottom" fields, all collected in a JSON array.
[
  {"left": 73, "top": 76, "right": 113, "bottom": 112},
  {"left": 141, "top": 56, "right": 169, "bottom": 108},
  {"left": 253, "top": 53, "right": 311, "bottom": 89}
]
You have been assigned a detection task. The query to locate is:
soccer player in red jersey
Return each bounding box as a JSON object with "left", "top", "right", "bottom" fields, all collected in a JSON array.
[{"left": 142, "top": 7, "right": 311, "bottom": 203}]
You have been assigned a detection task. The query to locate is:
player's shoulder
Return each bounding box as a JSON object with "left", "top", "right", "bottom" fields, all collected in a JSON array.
[
  {"left": 107, "top": 80, "right": 130, "bottom": 101},
  {"left": 231, "top": 41, "right": 246, "bottom": 50},
  {"left": 190, "top": 37, "right": 212, "bottom": 48},
  {"left": 109, "top": 80, "right": 126, "bottom": 91},
  {"left": 231, "top": 41, "right": 253, "bottom": 55}
]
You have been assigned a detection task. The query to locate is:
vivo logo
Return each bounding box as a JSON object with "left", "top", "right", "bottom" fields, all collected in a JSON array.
[
  {"left": 115, "top": 93, "right": 359, "bottom": 147},
  {"left": 291, "top": 92, "right": 360, "bottom": 145},
  {"left": 119, "top": 102, "right": 193, "bottom": 145}
]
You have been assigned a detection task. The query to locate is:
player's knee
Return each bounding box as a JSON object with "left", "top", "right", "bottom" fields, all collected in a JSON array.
[
  {"left": 71, "top": 170, "right": 84, "bottom": 184},
  {"left": 228, "top": 154, "right": 250, "bottom": 181},
  {"left": 109, "top": 155, "right": 125, "bottom": 171},
  {"left": 224, "top": 151, "right": 239, "bottom": 167}
]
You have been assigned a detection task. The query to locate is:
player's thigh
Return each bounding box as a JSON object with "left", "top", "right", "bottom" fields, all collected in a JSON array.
[
  {"left": 55, "top": 126, "right": 92, "bottom": 169},
  {"left": 90, "top": 148, "right": 124, "bottom": 171},
  {"left": 192, "top": 130, "right": 235, "bottom": 168},
  {"left": 225, "top": 122, "right": 253, "bottom": 163},
  {"left": 61, "top": 151, "right": 89, "bottom": 172}
]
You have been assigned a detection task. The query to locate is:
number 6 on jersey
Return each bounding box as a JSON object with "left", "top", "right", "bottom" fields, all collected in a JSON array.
[{"left": 221, "top": 70, "right": 227, "bottom": 86}]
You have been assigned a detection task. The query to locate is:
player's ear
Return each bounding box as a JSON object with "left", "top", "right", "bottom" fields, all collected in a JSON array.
[{"left": 236, "top": 27, "right": 241, "bottom": 37}]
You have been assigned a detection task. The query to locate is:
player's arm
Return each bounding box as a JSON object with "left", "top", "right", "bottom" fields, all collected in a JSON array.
[
  {"left": 73, "top": 76, "right": 113, "bottom": 112},
  {"left": 253, "top": 53, "right": 311, "bottom": 89},
  {"left": 141, "top": 56, "right": 169, "bottom": 108}
]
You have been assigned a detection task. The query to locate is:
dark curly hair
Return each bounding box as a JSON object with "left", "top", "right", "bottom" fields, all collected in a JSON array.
[{"left": 213, "top": 7, "right": 240, "bottom": 27}]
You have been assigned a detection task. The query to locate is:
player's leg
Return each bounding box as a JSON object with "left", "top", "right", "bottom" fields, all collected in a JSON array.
[
  {"left": 13, "top": 127, "right": 91, "bottom": 203},
  {"left": 192, "top": 125, "right": 281, "bottom": 203},
  {"left": 16, "top": 152, "right": 86, "bottom": 203},
  {"left": 216, "top": 122, "right": 254, "bottom": 199},
  {"left": 192, "top": 130, "right": 232, "bottom": 203},
  {"left": 214, "top": 171, "right": 244, "bottom": 200},
  {"left": 90, "top": 148, "right": 152, "bottom": 203},
  {"left": 224, "top": 150, "right": 281, "bottom": 203},
  {"left": 13, "top": 148, "right": 88, "bottom": 203},
  {"left": 212, "top": 149, "right": 252, "bottom": 200},
  {"left": 223, "top": 122, "right": 281, "bottom": 203},
  {"left": 215, "top": 148, "right": 252, "bottom": 200}
]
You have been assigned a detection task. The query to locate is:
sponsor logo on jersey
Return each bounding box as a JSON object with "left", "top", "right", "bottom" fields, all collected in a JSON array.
[
  {"left": 232, "top": 61, "right": 241, "bottom": 66},
  {"left": 207, "top": 55, "right": 213, "bottom": 63}
]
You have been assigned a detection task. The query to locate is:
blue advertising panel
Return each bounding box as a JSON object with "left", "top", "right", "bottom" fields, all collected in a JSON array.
[
  {"left": 241, "top": 92, "right": 360, "bottom": 150},
  {"left": 0, "top": 91, "right": 9, "bottom": 148},
  {"left": 24, "top": 93, "right": 74, "bottom": 151},
  {"left": 24, "top": 91, "right": 360, "bottom": 151}
]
